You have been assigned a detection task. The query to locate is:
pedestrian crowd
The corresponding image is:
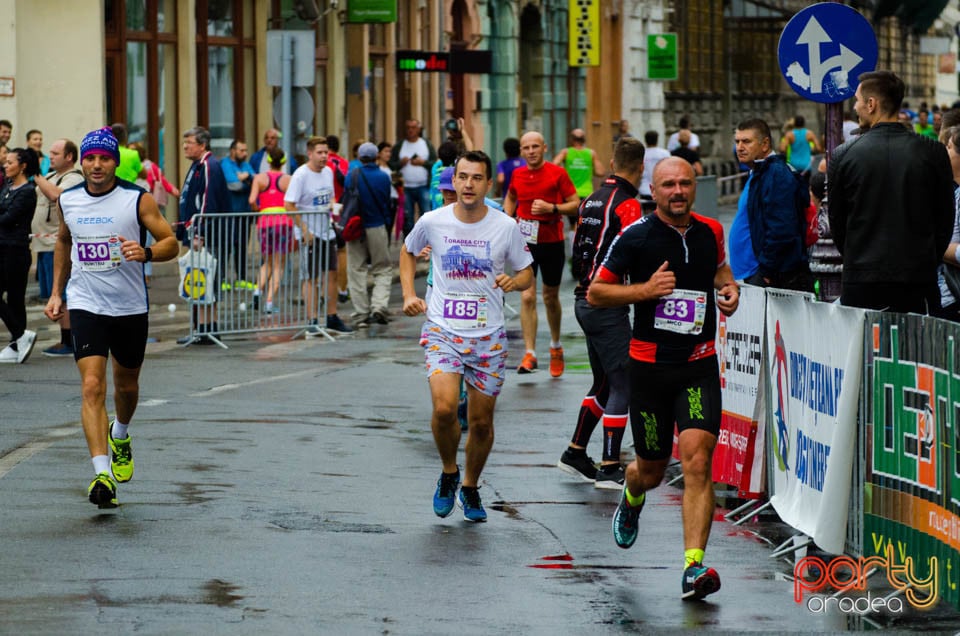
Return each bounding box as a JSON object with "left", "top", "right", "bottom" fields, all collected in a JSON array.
[{"left": 8, "top": 69, "right": 958, "bottom": 604}]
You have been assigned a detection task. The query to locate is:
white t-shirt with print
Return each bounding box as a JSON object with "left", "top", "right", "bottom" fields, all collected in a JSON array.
[
  {"left": 404, "top": 204, "right": 533, "bottom": 337},
  {"left": 285, "top": 164, "right": 335, "bottom": 240},
  {"left": 641, "top": 147, "right": 671, "bottom": 196},
  {"left": 398, "top": 138, "right": 430, "bottom": 187}
]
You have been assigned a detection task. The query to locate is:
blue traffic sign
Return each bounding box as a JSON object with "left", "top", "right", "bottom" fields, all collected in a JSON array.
[{"left": 778, "top": 3, "right": 878, "bottom": 104}]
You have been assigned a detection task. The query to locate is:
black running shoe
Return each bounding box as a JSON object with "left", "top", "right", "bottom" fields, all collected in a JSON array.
[
  {"left": 594, "top": 464, "right": 625, "bottom": 490},
  {"left": 557, "top": 448, "right": 598, "bottom": 481}
]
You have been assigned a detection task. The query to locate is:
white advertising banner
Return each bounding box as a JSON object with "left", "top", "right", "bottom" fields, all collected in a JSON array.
[
  {"left": 766, "top": 290, "right": 864, "bottom": 554},
  {"left": 715, "top": 284, "right": 767, "bottom": 496}
]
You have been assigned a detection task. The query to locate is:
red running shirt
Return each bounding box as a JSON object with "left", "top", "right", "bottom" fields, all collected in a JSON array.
[{"left": 508, "top": 162, "right": 577, "bottom": 244}]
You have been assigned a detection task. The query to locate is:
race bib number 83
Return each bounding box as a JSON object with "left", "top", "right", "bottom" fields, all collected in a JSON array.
[{"left": 654, "top": 288, "right": 706, "bottom": 335}]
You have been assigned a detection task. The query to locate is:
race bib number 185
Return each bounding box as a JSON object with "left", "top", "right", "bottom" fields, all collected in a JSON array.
[{"left": 442, "top": 292, "right": 487, "bottom": 330}]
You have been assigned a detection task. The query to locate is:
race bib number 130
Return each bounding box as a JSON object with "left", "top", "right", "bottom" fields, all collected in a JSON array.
[{"left": 76, "top": 234, "right": 122, "bottom": 272}]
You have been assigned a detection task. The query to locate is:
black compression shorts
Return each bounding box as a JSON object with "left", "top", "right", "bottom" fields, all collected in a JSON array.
[
  {"left": 527, "top": 240, "right": 566, "bottom": 287},
  {"left": 70, "top": 309, "right": 149, "bottom": 369},
  {"left": 629, "top": 356, "right": 721, "bottom": 461}
]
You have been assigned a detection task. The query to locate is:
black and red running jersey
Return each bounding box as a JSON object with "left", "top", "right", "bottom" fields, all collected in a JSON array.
[
  {"left": 572, "top": 175, "right": 643, "bottom": 300},
  {"left": 595, "top": 212, "right": 726, "bottom": 364}
]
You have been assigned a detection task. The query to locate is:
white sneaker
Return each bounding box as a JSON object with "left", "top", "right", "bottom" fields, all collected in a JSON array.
[
  {"left": 0, "top": 344, "right": 17, "bottom": 363},
  {"left": 16, "top": 330, "right": 36, "bottom": 363}
]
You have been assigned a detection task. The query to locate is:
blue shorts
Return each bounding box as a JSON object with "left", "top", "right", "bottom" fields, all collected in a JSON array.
[{"left": 419, "top": 321, "right": 509, "bottom": 397}]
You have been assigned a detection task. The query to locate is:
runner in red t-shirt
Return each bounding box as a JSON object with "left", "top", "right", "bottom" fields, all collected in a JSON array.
[{"left": 503, "top": 131, "right": 579, "bottom": 377}]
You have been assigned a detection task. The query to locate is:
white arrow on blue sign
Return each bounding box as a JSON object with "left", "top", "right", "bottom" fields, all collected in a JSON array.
[{"left": 778, "top": 3, "right": 878, "bottom": 104}]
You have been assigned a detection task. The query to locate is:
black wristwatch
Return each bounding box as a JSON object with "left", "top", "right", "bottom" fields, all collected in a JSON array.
[
  {"left": 144, "top": 247, "right": 153, "bottom": 262},
  {"left": 553, "top": 203, "right": 559, "bottom": 214}
]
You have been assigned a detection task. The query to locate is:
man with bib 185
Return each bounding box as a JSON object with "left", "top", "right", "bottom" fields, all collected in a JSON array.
[{"left": 401, "top": 150, "right": 533, "bottom": 523}]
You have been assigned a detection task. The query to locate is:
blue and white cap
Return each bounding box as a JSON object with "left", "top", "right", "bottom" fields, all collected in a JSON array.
[{"left": 80, "top": 127, "right": 120, "bottom": 164}]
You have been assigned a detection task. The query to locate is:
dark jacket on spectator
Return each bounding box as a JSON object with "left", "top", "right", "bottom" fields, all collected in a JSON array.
[
  {"left": 828, "top": 122, "right": 954, "bottom": 286},
  {"left": 745, "top": 153, "right": 809, "bottom": 281},
  {"left": 178, "top": 151, "right": 230, "bottom": 243},
  {"left": 0, "top": 182, "right": 38, "bottom": 246},
  {"left": 346, "top": 162, "right": 393, "bottom": 229}
]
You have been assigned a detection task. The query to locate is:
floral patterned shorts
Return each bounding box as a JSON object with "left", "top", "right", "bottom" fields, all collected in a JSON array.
[{"left": 419, "top": 321, "right": 509, "bottom": 397}]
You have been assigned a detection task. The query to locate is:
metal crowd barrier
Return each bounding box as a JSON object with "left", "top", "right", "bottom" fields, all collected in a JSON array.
[
  {"left": 716, "top": 171, "right": 749, "bottom": 203},
  {"left": 178, "top": 210, "right": 338, "bottom": 347}
]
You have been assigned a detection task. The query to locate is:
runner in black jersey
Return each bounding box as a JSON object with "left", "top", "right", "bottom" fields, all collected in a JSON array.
[
  {"left": 588, "top": 157, "right": 739, "bottom": 601},
  {"left": 557, "top": 137, "right": 645, "bottom": 489}
]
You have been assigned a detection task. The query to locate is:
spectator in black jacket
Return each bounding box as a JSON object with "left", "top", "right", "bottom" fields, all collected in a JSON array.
[
  {"left": 0, "top": 147, "right": 40, "bottom": 362},
  {"left": 829, "top": 71, "right": 954, "bottom": 313}
]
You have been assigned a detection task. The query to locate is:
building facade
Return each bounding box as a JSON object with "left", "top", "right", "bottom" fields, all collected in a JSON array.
[
  {"left": 661, "top": 0, "right": 947, "bottom": 165},
  {"left": 0, "top": 0, "right": 950, "bottom": 223}
]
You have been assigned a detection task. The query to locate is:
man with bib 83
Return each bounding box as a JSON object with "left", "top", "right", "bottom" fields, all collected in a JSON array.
[{"left": 587, "top": 157, "right": 739, "bottom": 600}]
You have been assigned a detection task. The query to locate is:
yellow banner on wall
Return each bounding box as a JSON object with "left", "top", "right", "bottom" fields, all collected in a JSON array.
[{"left": 568, "top": 0, "right": 600, "bottom": 67}]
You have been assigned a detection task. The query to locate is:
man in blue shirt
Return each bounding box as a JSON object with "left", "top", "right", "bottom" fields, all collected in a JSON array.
[
  {"left": 220, "top": 139, "right": 255, "bottom": 289},
  {"left": 345, "top": 143, "right": 394, "bottom": 327},
  {"left": 221, "top": 139, "right": 253, "bottom": 212}
]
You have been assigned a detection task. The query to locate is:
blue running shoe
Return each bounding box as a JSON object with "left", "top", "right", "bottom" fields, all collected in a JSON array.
[
  {"left": 433, "top": 470, "right": 460, "bottom": 518},
  {"left": 612, "top": 487, "right": 643, "bottom": 548},
  {"left": 681, "top": 562, "right": 721, "bottom": 600},
  {"left": 459, "top": 487, "right": 487, "bottom": 522}
]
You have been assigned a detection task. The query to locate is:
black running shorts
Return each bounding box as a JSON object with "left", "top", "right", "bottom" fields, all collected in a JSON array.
[
  {"left": 70, "top": 309, "right": 149, "bottom": 369},
  {"left": 629, "top": 356, "right": 721, "bottom": 461},
  {"left": 300, "top": 237, "right": 338, "bottom": 281},
  {"left": 527, "top": 240, "right": 566, "bottom": 287}
]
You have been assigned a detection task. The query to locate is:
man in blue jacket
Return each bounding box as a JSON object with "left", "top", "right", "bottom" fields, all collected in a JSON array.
[
  {"left": 345, "top": 142, "right": 394, "bottom": 328},
  {"left": 249, "top": 128, "right": 298, "bottom": 175},
  {"left": 178, "top": 126, "right": 231, "bottom": 342},
  {"left": 729, "top": 118, "right": 813, "bottom": 292}
]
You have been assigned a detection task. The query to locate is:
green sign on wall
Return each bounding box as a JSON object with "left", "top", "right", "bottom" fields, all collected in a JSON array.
[
  {"left": 347, "top": 0, "right": 397, "bottom": 23},
  {"left": 647, "top": 33, "right": 678, "bottom": 81}
]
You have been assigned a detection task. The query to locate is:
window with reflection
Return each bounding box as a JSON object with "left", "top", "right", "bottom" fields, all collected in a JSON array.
[
  {"left": 104, "top": 0, "right": 178, "bottom": 183},
  {"left": 197, "top": 0, "right": 257, "bottom": 157}
]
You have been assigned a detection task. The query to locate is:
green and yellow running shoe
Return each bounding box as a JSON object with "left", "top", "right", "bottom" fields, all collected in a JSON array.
[
  {"left": 88, "top": 472, "right": 118, "bottom": 509},
  {"left": 108, "top": 431, "right": 134, "bottom": 483}
]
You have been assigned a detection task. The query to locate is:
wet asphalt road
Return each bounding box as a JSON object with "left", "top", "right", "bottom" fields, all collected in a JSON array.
[{"left": 2, "top": 222, "right": 959, "bottom": 633}]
